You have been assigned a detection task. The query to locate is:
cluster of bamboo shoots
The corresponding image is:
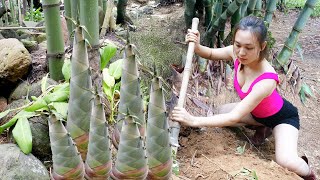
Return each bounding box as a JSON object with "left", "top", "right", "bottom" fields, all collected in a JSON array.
[{"left": 48, "top": 25, "right": 172, "bottom": 179}]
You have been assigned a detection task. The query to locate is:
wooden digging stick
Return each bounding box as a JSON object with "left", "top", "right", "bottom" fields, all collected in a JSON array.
[{"left": 170, "top": 18, "right": 199, "bottom": 156}]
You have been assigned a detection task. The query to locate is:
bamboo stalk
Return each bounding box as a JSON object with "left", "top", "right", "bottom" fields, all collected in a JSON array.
[
  {"left": 240, "top": 0, "right": 248, "bottom": 18},
  {"left": 0, "top": 26, "right": 45, "bottom": 29},
  {"left": 247, "top": 0, "right": 257, "bottom": 15},
  {"left": 184, "top": 0, "right": 196, "bottom": 28},
  {"left": 170, "top": 17, "right": 199, "bottom": 158},
  {"left": 264, "top": 0, "right": 278, "bottom": 24},
  {"left": 64, "top": 0, "right": 73, "bottom": 41},
  {"left": 254, "top": 0, "right": 262, "bottom": 16},
  {"left": 80, "top": 0, "right": 99, "bottom": 47},
  {"left": 276, "top": 0, "right": 317, "bottom": 72},
  {"left": 43, "top": 0, "right": 65, "bottom": 80},
  {"left": 116, "top": 0, "right": 127, "bottom": 24},
  {"left": 204, "top": 0, "right": 244, "bottom": 46}
]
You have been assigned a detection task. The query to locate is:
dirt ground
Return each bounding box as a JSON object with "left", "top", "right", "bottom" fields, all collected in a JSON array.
[
  {"left": 1, "top": 2, "right": 319, "bottom": 180},
  {"left": 132, "top": 4, "right": 320, "bottom": 180}
]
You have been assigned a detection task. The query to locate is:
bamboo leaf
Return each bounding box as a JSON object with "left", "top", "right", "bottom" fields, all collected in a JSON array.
[
  {"left": 103, "top": 68, "right": 115, "bottom": 87},
  {"left": 0, "top": 109, "right": 11, "bottom": 120},
  {"left": 62, "top": 58, "right": 71, "bottom": 81},
  {"left": 109, "top": 59, "right": 123, "bottom": 80},
  {"left": 100, "top": 43, "right": 117, "bottom": 70},
  {"left": 0, "top": 110, "right": 36, "bottom": 134},
  {"left": 103, "top": 82, "right": 113, "bottom": 99},
  {"left": 12, "top": 117, "right": 33, "bottom": 154},
  {"left": 49, "top": 102, "right": 69, "bottom": 120},
  {"left": 44, "top": 90, "right": 70, "bottom": 103},
  {"left": 25, "top": 98, "right": 47, "bottom": 112},
  {"left": 301, "top": 83, "right": 314, "bottom": 97},
  {"left": 41, "top": 74, "right": 49, "bottom": 93}
]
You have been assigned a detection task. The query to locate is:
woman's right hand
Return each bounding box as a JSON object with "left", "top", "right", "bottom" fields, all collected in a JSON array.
[{"left": 185, "top": 29, "right": 200, "bottom": 51}]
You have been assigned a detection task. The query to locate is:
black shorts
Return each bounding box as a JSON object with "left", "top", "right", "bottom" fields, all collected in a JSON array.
[{"left": 252, "top": 99, "right": 300, "bottom": 130}]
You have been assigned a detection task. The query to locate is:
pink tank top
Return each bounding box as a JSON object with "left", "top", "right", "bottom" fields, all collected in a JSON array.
[{"left": 234, "top": 59, "right": 283, "bottom": 118}]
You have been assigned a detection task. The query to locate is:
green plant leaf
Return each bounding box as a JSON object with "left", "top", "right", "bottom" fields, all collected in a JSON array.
[
  {"left": 0, "top": 110, "right": 36, "bottom": 134},
  {"left": 41, "top": 74, "right": 49, "bottom": 93},
  {"left": 0, "top": 109, "right": 11, "bottom": 120},
  {"left": 100, "top": 43, "right": 117, "bottom": 70},
  {"left": 103, "top": 68, "right": 115, "bottom": 87},
  {"left": 44, "top": 90, "right": 69, "bottom": 103},
  {"left": 301, "top": 83, "right": 314, "bottom": 98},
  {"left": 12, "top": 117, "right": 32, "bottom": 154},
  {"left": 49, "top": 102, "right": 68, "bottom": 120},
  {"left": 25, "top": 98, "right": 47, "bottom": 112},
  {"left": 53, "top": 83, "right": 70, "bottom": 92},
  {"left": 62, "top": 58, "right": 71, "bottom": 81},
  {"left": 251, "top": 170, "right": 258, "bottom": 180},
  {"left": 109, "top": 59, "right": 124, "bottom": 79},
  {"left": 103, "top": 82, "right": 113, "bottom": 99}
]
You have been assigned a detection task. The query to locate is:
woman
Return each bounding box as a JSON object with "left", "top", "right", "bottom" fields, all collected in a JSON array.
[{"left": 171, "top": 16, "right": 316, "bottom": 180}]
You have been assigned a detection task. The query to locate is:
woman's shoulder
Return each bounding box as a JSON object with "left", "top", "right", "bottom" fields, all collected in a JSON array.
[{"left": 261, "top": 59, "right": 277, "bottom": 74}]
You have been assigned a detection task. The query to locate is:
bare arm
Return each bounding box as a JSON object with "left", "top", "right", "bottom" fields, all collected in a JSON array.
[
  {"left": 186, "top": 29, "right": 234, "bottom": 61},
  {"left": 171, "top": 79, "right": 277, "bottom": 127}
]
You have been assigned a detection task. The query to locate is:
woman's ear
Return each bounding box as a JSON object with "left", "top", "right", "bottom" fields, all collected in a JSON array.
[{"left": 261, "top": 41, "right": 267, "bottom": 51}]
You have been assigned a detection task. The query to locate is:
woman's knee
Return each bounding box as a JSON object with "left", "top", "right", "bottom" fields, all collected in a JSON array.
[{"left": 275, "top": 154, "right": 297, "bottom": 170}]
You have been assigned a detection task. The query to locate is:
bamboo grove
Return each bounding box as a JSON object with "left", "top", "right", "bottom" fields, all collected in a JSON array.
[{"left": 0, "top": 0, "right": 316, "bottom": 179}]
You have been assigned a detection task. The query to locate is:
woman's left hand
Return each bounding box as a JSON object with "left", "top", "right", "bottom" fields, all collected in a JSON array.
[{"left": 171, "top": 107, "right": 198, "bottom": 127}]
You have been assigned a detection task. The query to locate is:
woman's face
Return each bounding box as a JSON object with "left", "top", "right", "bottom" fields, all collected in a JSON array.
[{"left": 233, "top": 29, "right": 264, "bottom": 65}]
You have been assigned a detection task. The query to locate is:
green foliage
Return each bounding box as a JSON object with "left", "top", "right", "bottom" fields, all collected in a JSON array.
[
  {"left": 62, "top": 58, "right": 71, "bottom": 82},
  {"left": 100, "top": 42, "right": 117, "bottom": 70},
  {"left": 24, "top": 8, "right": 44, "bottom": 22},
  {"left": 0, "top": 76, "right": 70, "bottom": 153},
  {"left": 234, "top": 167, "right": 259, "bottom": 180},
  {"left": 299, "top": 82, "right": 314, "bottom": 104},
  {"left": 100, "top": 44, "right": 123, "bottom": 123},
  {"left": 12, "top": 117, "right": 32, "bottom": 154},
  {"left": 285, "top": 0, "right": 320, "bottom": 17},
  {"left": 236, "top": 142, "right": 246, "bottom": 155}
]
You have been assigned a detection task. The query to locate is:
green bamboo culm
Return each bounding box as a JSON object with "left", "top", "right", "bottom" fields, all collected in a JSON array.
[
  {"left": 49, "top": 115, "right": 84, "bottom": 180},
  {"left": 276, "top": 0, "right": 317, "bottom": 72},
  {"left": 110, "top": 114, "right": 148, "bottom": 179},
  {"left": 247, "top": 0, "right": 257, "bottom": 15},
  {"left": 204, "top": 0, "right": 244, "bottom": 46},
  {"left": 204, "top": 0, "right": 213, "bottom": 27},
  {"left": 146, "top": 77, "right": 172, "bottom": 179},
  {"left": 116, "top": 0, "right": 128, "bottom": 24},
  {"left": 184, "top": 0, "right": 196, "bottom": 28},
  {"left": 103, "top": 0, "right": 107, "bottom": 13},
  {"left": 240, "top": 0, "right": 248, "bottom": 18},
  {"left": 71, "top": 0, "right": 79, "bottom": 29},
  {"left": 66, "top": 26, "right": 93, "bottom": 160},
  {"left": 43, "top": 0, "right": 65, "bottom": 81},
  {"left": 64, "top": 0, "right": 73, "bottom": 41},
  {"left": 80, "top": 0, "right": 99, "bottom": 47},
  {"left": 264, "top": 0, "right": 278, "bottom": 24},
  {"left": 217, "top": 0, "right": 230, "bottom": 47},
  {"left": 254, "top": 0, "right": 262, "bottom": 16},
  {"left": 111, "top": 45, "right": 145, "bottom": 149},
  {"left": 85, "top": 94, "right": 112, "bottom": 179}
]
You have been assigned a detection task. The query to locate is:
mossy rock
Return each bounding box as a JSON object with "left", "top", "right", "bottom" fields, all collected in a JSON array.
[
  {"left": 20, "top": 39, "right": 39, "bottom": 52},
  {"left": 9, "top": 78, "right": 58, "bottom": 103}
]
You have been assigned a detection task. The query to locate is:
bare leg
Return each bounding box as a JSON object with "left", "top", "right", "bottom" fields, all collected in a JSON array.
[
  {"left": 273, "top": 124, "right": 310, "bottom": 176},
  {"left": 215, "top": 103, "right": 263, "bottom": 127}
]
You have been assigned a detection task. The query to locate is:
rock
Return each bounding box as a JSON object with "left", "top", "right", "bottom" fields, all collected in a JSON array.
[
  {"left": 9, "top": 78, "right": 58, "bottom": 103},
  {"left": 0, "top": 96, "right": 7, "bottom": 112},
  {"left": 0, "top": 143, "right": 50, "bottom": 180},
  {"left": 0, "top": 99, "right": 28, "bottom": 126},
  {"left": 0, "top": 29, "right": 18, "bottom": 39},
  {"left": 21, "top": 39, "right": 39, "bottom": 52},
  {"left": 0, "top": 38, "right": 31, "bottom": 83},
  {"left": 29, "top": 115, "right": 51, "bottom": 161},
  {"left": 8, "top": 81, "right": 31, "bottom": 102},
  {"left": 35, "top": 33, "right": 46, "bottom": 43}
]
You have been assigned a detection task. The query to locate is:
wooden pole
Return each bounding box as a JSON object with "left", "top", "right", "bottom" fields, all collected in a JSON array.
[{"left": 170, "top": 17, "right": 199, "bottom": 156}]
